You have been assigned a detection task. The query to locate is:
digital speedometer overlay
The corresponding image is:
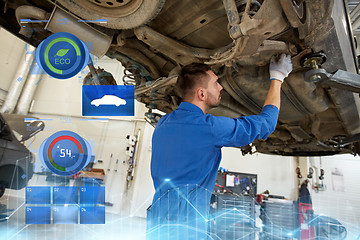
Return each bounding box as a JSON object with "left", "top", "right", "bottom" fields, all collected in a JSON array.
[{"left": 39, "top": 130, "right": 91, "bottom": 176}]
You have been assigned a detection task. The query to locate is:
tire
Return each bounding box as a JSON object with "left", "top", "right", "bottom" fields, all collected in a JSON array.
[{"left": 56, "top": 0, "right": 166, "bottom": 29}]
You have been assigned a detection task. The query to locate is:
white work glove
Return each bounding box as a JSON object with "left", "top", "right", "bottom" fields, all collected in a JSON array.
[{"left": 269, "top": 53, "right": 293, "bottom": 82}]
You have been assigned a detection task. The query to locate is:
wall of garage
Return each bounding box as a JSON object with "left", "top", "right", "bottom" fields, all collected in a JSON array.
[
  {"left": 129, "top": 123, "right": 155, "bottom": 218},
  {"left": 220, "top": 149, "right": 298, "bottom": 199},
  {"left": 307, "top": 155, "right": 360, "bottom": 239}
]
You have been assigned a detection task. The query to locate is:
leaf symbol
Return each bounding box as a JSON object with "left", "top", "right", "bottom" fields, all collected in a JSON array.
[{"left": 54, "top": 49, "right": 69, "bottom": 57}]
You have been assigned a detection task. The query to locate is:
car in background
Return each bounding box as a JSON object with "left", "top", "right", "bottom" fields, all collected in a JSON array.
[
  {"left": 1, "top": 0, "right": 360, "bottom": 156},
  {"left": 0, "top": 113, "right": 44, "bottom": 198}
]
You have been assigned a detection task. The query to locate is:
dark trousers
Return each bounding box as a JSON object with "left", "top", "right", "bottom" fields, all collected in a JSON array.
[{"left": 146, "top": 185, "right": 212, "bottom": 240}]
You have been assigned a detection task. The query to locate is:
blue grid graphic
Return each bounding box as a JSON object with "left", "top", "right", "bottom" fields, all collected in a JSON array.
[{"left": 25, "top": 186, "right": 105, "bottom": 224}]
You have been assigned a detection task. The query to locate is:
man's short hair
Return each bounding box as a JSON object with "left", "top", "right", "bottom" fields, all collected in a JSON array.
[{"left": 177, "top": 63, "right": 211, "bottom": 99}]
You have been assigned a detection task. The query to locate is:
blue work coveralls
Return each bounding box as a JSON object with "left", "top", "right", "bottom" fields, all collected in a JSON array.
[{"left": 146, "top": 102, "right": 279, "bottom": 240}]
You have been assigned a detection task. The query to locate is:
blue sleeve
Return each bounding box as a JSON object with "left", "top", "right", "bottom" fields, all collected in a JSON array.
[{"left": 210, "top": 105, "right": 279, "bottom": 147}]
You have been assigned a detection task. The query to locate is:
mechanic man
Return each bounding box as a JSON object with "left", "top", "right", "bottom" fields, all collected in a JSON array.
[{"left": 146, "top": 54, "right": 292, "bottom": 239}]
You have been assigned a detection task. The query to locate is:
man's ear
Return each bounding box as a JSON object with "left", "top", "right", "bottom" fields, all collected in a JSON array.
[{"left": 197, "top": 88, "right": 206, "bottom": 101}]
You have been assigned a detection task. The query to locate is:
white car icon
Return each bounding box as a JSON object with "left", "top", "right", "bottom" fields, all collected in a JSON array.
[{"left": 91, "top": 95, "right": 126, "bottom": 107}]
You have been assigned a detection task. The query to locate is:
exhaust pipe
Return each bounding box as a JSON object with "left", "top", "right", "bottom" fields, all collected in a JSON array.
[
  {"left": 15, "top": 5, "right": 50, "bottom": 38},
  {"left": 45, "top": 7, "right": 112, "bottom": 58},
  {"left": 16, "top": 6, "right": 112, "bottom": 58}
]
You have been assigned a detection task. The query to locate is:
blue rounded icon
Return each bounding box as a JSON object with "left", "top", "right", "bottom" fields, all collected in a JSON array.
[
  {"left": 39, "top": 130, "right": 92, "bottom": 176},
  {"left": 36, "top": 32, "right": 89, "bottom": 79}
]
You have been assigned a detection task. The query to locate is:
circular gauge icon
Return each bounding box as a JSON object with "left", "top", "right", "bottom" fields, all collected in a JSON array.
[
  {"left": 39, "top": 131, "right": 92, "bottom": 176},
  {"left": 36, "top": 32, "right": 89, "bottom": 79}
]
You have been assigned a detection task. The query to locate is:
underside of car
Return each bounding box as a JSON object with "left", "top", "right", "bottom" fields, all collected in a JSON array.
[{"left": 1, "top": 0, "right": 360, "bottom": 156}]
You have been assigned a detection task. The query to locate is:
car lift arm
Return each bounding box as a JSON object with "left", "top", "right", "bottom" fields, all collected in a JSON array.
[{"left": 305, "top": 68, "right": 360, "bottom": 94}]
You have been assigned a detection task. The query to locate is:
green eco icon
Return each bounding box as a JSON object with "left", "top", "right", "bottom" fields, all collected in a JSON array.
[
  {"left": 54, "top": 49, "right": 69, "bottom": 57},
  {"left": 36, "top": 32, "right": 89, "bottom": 79}
]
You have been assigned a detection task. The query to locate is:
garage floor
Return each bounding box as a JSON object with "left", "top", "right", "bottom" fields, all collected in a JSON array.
[{"left": 0, "top": 195, "right": 147, "bottom": 240}]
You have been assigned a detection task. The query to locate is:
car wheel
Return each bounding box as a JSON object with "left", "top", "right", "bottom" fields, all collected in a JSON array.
[
  {"left": 0, "top": 182, "right": 5, "bottom": 198},
  {"left": 56, "top": 0, "right": 166, "bottom": 29},
  {"left": 280, "top": 0, "right": 307, "bottom": 28}
]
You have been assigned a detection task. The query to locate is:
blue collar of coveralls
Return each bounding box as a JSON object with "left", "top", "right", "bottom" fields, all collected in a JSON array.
[{"left": 178, "top": 102, "right": 204, "bottom": 115}]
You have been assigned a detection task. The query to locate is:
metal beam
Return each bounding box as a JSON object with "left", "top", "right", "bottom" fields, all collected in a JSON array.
[{"left": 350, "top": 1, "right": 360, "bottom": 22}]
